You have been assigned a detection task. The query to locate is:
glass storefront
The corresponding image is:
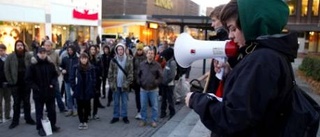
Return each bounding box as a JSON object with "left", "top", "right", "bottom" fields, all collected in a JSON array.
[
  {"left": 313, "top": 0, "right": 319, "bottom": 16},
  {"left": 286, "top": 0, "right": 297, "bottom": 15},
  {"left": 302, "top": 0, "right": 308, "bottom": 16},
  {"left": 52, "top": 25, "right": 70, "bottom": 48},
  {"left": 0, "top": 21, "right": 44, "bottom": 53},
  {"left": 52, "top": 25, "right": 93, "bottom": 48}
]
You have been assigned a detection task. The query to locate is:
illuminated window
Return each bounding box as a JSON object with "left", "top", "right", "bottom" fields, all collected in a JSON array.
[
  {"left": 286, "top": 0, "right": 297, "bottom": 15},
  {"left": 313, "top": 0, "right": 319, "bottom": 16},
  {"left": 301, "top": 0, "right": 308, "bottom": 16}
]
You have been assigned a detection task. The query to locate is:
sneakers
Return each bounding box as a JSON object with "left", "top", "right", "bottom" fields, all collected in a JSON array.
[
  {"left": 38, "top": 128, "right": 46, "bottom": 136},
  {"left": 83, "top": 123, "right": 88, "bottom": 129},
  {"left": 52, "top": 126, "right": 60, "bottom": 132},
  {"left": 78, "top": 123, "right": 88, "bottom": 130},
  {"left": 78, "top": 123, "right": 84, "bottom": 130},
  {"left": 123, "top": 117, "right": 130, "bottom": 124},
  {"left": 26, "top": 119, "right": 36, "bottom": 125},
  {"left": 65, "top": 111, "right": 73, "bottom": 117},
  {"left": 72, "top": 111, "right": 78, "bottom": 117},
  {"left": 9, "top": 122, "right": 18, "bottom": 129},
  {"left": 110, "top": 118, "right": 119, "bottom": 124},
  {"left": 151, "top": 122, "right": 157, "bottom": 128},
  {"left": 139, "top": 121, "right": 146, "bottom": 127},
  {"left": 160, "top": 113, "right": 166, "bottom": 118},
  {"left": 135, "top": 113, "right": 142, "bottom": 119},
  {"left": 93, "top": 115, "right": 100, "bottom": 120}
]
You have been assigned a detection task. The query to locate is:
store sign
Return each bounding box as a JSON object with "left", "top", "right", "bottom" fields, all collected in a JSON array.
[
  {"left": 73, "top": 9, "right": 98, "bottom": 20},
  {"left": 148, "top": 23, "right": 159, "bottom": 29},
  {"left": 155, "top": 0, "right": 173, "bottom": 10}
]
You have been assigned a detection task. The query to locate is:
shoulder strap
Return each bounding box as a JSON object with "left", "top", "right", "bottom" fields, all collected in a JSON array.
[{"left": 112, "top": 58, "right": 128, "bottom": 77}]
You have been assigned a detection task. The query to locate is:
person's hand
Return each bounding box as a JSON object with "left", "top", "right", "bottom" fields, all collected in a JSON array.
[
  {"left": 185, "top": 92, "right": 194, "bottom": 108},
  {"left": 213, "top": 60, "right": 231, "bottom": 77},
  {"left": 49, "top": 85, "right": 53, "bottom": 88},
  {"left": 62, "top": 69, "right": 67, "bottom": 74}
]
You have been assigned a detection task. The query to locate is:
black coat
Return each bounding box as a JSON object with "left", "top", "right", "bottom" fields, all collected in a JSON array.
[
  {"left": 69, "top": 64, "right": 96, "bottom": 100},
  {"left": 98, "top": 53, "right": 111, "bottom": 78},
  {"left": 0, "top": 58, "right": 7, "bottom": 88},
  {"left": 60, "top": 53, "right": 79, "bottom": 83},
  {"left": 25, "top": 57, "right": 58, "bottom": 100},
  {"left": 189, "top": 33, "right": 298, "bottom": 137}
]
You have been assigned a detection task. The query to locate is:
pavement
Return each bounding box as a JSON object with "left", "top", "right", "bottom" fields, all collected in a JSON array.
[{"left": 0, "top": 57, "right": 320, "bottom": 137}]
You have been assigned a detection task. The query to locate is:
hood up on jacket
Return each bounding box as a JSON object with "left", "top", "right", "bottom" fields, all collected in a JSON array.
[
  {"left": 238, "top": 0, "right": 298, "bottom": 61},
  {"left": 114, "top": 43, "right": 127, "bottom": 58}
]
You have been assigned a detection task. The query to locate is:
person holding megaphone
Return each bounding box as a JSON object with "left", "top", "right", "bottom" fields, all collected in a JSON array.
[{"left": 185, "top": 0, "right": 300, "bottom": 136}]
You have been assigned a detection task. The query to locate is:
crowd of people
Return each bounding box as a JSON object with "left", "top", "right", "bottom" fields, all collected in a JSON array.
[{"left": 0, "top": 34, "right": 190, "bottom": 136}]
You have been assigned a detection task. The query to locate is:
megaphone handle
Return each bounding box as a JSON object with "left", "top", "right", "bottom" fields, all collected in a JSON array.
[{"left": 214, "top": 57, "right": 225, "bottom": 80}]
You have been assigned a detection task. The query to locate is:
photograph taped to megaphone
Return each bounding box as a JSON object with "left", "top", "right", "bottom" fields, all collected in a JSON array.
[{"left": 174, "top": 33, "right": 239, "bottom": 68}]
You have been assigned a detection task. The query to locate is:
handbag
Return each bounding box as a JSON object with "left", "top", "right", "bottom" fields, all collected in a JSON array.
[
  {"left": 41, "top": 117, "right": 52, "bottom": 136},
  {"left": 189, "top": 79, "right": 204, "bottom": 93}
]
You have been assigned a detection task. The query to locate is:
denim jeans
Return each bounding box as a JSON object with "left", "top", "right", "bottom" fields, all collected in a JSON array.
[
  {"left": 65, "top": 82, "right": 77, "bottom": 111},
  {"left": 140, "top": 88, "right": 158, "bottom": 122},
  {"left": 54, "top": 80, "right": 65, "bottom": 112},
  {"left": 113, "top": 87, "right": 128, "bottom": 118}
]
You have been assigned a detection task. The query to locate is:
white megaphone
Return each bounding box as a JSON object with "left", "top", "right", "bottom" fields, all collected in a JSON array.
[{"left": 174, "top": 33, "right": 238, "bottom": 79}]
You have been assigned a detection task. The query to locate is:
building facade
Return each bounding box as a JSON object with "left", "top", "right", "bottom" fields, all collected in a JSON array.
[
  {"left": 102, "top": 0, "right": 199, "bottom": 45},
  {"left": 285, "top": 0, "right": 320, "bottom": 53},
  {"left": 0, "top": 0, "right": 102, "bottom": 53}
]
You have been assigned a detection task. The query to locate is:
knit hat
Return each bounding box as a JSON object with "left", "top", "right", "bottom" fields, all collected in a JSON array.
[
  {"left": 136, "top": 43, "right": 144, "bottom": 50},
  {"left": 37, "top": 47, "right": 46, "bottom": 53}
]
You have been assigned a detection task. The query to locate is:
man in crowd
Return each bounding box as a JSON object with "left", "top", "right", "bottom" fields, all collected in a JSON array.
[
  {"left": 5, "top": 40, "right": 35, "bottom": 129},
  {"left": 26, "top": 47, "right": 60, "bottom": 136},
  {"left": 138, "top": 47, "right": 162, "bottom": 128},
  {"left": 0, "top": 44, "right": 10, "bottom": 123},
  {"left": 44, "top": 40, "right": 67, "bottom": 113}
]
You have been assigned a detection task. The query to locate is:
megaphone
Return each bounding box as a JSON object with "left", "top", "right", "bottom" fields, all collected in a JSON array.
[{"left": 174, "top": 33, "right": 238, "bottom": 68}]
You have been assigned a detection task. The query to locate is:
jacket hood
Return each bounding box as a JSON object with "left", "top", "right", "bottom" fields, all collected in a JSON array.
[
  {"left": 114, "top": 43, "right": 127, "bottom": 57},
  {"left": 238, "top": 0, "right": 289, "bottom": 41},
  {"left": 256, "top": 33, "right": 298, "bottom": 61}
]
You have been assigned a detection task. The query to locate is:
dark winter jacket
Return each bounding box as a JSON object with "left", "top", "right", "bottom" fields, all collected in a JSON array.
[
  {"left": 60, "top": 52, "right": 79, "bottom": 83},
  {"left": 99, "top": 53, "right": 112, "bottom": 78},
  {"left": 138, "top": 60, "right": 163, "bottom": 90},
  {"left": 161, "top": 58, "right": 176, "bottom": 86},
  {"left": 133, "top": 53, "right": 146, "bottom": 84},
  {"left": 4, "top": 42, "right": 32, "bottom": 86},
  {"left": 0, "top": 55, "right": 8, "bottom": 88},
  {"left": 69, "top": 64, "right": 96, "bottom": 100},
  {"left": 189, "top": 0, "right": 300, "bottom": 136},
  {"left": 25, "top": 56, "right": 58, "bottom": 99}
]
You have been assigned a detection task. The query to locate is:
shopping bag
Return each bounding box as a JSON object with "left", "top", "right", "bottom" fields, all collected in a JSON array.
[
  {"left": 174, "top": 75, "right": 190, "bottom": 100},
  {"left": 41, "top": 117, "right": 52, "bottom": 136}
]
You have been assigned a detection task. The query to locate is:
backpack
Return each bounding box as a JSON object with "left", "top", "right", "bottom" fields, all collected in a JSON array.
[{"left": 281, "top": 61, "right": 320, "bottom": 137}]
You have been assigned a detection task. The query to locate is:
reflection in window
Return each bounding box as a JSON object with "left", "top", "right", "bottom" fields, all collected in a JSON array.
[
  {"left": 313, "top": 0, "right": 319, "bottom": 16},
  {"left": 286, "top": 0, "right": 297, "bottom": 15},
  {"left": 302, "top": 0, "right": 308, "bottom": 16}
]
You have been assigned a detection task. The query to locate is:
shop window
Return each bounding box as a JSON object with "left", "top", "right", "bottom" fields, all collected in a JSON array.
[
  {"left": 313, "top": 0, "right": 319, "bottom": 16},
  {"left": 0, "top": 22, "right": 41, "bottom": 53},
  {"left": 286, "top": 0, "right": 297, "bottom": 15},
  {"left": 52, "top": 25, "right": 70, "bottom": 48},
  {"left": 302, "top": 0, "right": 308, "bottom": 16}
]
